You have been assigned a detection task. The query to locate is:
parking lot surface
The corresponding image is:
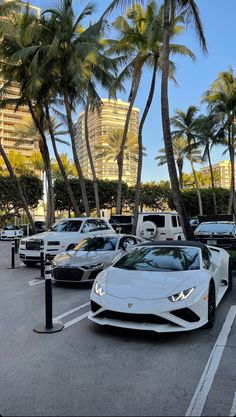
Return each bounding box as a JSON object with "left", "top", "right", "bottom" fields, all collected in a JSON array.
[{"left": 0, "top": 241, "right": 236, "bottom": 416}]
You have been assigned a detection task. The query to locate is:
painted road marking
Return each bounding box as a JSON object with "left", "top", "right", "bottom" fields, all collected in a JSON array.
[
  {"left": 229, "top": 392, "right": 236, "bottom": 417},
  {"left": 64, "top": 312, "right": 89, "bottom": 329},
  {"left": 186, "top": 305, "right": 236, "bottom": 416},
  {"left": 54, "top": 301, "right": 90, "bottom": 321},
  {"left": 28, "top": 279, "right": 45, "bottom": 287}
]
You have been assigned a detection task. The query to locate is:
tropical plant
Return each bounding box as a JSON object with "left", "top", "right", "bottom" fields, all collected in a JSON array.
[
  {"left": 95, "top": 128, "right": 141, "bottom": 181},
  {"left": 202, "top": 69, "right": 236, "bottom": 214},
  {"left": 171, "top": 106, "right": 203, "bottom": 215},
  {"left": 160, "top": 0, "right": 207, "bottom": 239},
  {"left": 0, "top": 2, "right": 55, "bottom": 227}
]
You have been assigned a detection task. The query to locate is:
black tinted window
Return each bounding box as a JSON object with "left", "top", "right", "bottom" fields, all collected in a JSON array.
[
  {"left": 75, "top": 236, "right": 118, "bottom": 251},
  {"left": 172, "top": 216, "right": 177, "bottom": 227},
  {"left": 114, "top": 246, "right": 200, "bottom": 271},
  {"left": 143, "top": 215, "right": 165, "bottom": 227},
  {"left": 51, "top": 220, "right": 82, "bottom": 232}
]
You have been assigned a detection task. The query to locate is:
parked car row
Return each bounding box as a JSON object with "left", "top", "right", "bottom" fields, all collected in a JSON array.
[{"left": 2, "top": 212, "right": 232, "bottom": 334}]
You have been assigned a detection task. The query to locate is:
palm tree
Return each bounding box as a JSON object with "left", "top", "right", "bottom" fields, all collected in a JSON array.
[
  {"left": 40, "top": 0, "right": 111, "bottom": 217},
  {"left": 197, "top": 114, "right": 221, "bottom": 214},
  {"left": 160, "top": 0, "right": 207, "bottom": 239},
  {"left": 127, "top": 2, "right": 195, "bottom": 234},
  {"left": 95, "top": 129, "right": 142, "bottom": 197},
  {"left": 156, "top": 136, "right": 188, "bottom": 189},
  {"left": 202, "top": 69, "right": 236, "bottom": 214},
  {"left": 0, "top": 3, "right": 55, "bottom": 228},
  {"left": 171, "top": 106, "right": 203, "bottom": 215}
]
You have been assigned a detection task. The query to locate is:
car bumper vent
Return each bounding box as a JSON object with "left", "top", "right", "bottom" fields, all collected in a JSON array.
[
  {"left": 171, "top": 308, "right": 200, "bottom": 322},
  {"left": 91, "top": 301, "right": 102, "bottom": 313},
  {"left": 53, "top": 267, "right": 84, "bottom": 281},
  {"left": 88, "top": 269, "right": 103, "bottom": 280},
  {"left": 96, "top": 310, "right": 173, "bottom": 325}
]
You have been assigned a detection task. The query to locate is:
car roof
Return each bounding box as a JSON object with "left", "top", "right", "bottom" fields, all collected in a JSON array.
[
  {"left": 138, "top": 240, "right": 206, "bottom": 249},
  {"left": 57, "top": 217, "right": 107, "bottom": 221},
  {"left": 80, "top": 233, "right": 136, "bottom": 239},
  {"left": 199, "top": 221, "right": 234, "bottom": 224}
]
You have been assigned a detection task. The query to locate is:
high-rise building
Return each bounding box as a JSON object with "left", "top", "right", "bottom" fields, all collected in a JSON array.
[
  {"left": 0, "top": 1, "right": 40, "bottom": 166},
  {"left": 201, "top": 160, "right": 234, "bottom": 188},
  {"left": 75, "top": 99, "right": 139, "bottom": 185}
]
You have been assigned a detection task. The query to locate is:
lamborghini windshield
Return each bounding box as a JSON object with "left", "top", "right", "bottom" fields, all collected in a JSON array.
[{"left": 114, "top": 246, "right": 200, "bottom": 272}]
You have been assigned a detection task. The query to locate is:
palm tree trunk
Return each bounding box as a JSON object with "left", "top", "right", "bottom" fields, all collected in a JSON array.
[
  {"left": 27, "top": 101, "right": 55, "bottom": 228},
  {"left": 132, "top": 55, "right": 158, "bottom": 235},
  {"left": 116, "top": 64, "right": 142, "bottom": 214},
  {"left": 161, "top": 0, "right": 195, "bottom": 240},
  {"left": 176, "top": 158, "right": 183, "bottom": 189},
  {"left": 189, "top": 155, "right": 203, "bottom": 216},
  {"left": 207, "top": 145, "right": 217, "bottom": 215},
  {"left": 228, "top": 126, "right": 236, "bottom": 215},
  {"left": 44, "top": 105, "right": 80, "bottom": 217},
  {"left": 84, "top": 104, "right": 101, "bottom": 217},
  {"left": 63, "top": 86, "right": 90, "bottom": 217},
  {"left": 0, "top": 141, "right": 36, "bottom": 234}
]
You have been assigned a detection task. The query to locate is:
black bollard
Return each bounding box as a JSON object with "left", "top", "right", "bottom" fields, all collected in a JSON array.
[
  {"left": 34, "top": 260, "right": 64, "bottom": 334},
  {"left": 14, "top": 237, "right": 18, "bottom": 254},
  {"left": 11, "top": 241, "right": 15, "bottom": 269},
  {"left": 40, "top": 251, "right": 45, "bottom": 278}
]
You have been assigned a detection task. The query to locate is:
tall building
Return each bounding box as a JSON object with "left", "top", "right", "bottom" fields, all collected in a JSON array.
[
  {"left": 201, "top": 160, "right": 234, "bottom": 189},
  {"left": 0, "top": 1, "right": 40, "bottom": 166},
  {"left": 75, "top": 99, "right": 140, "bottom": 185}
]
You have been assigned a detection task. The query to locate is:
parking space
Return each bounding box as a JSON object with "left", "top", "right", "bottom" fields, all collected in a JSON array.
[{"left": 0, "top": 241, "right": 236, "bottom": 416}]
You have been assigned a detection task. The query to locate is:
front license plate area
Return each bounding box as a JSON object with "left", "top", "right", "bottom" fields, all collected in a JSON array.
[{"left": 207, "top": 239, "right": 217, "bottom": 245}]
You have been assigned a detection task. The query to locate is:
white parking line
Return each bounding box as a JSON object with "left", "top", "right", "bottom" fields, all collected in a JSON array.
[
  {"left": 229, "top": 392, "right": 236, "bottom": 417},
  {"left": 185, "top": 305, "right": 236, "bottom": 416},
  {"left": 64, "top": 312, "right": 89, "bottom": 329},
  {"left": 54, "top": 301, "right": 90, "bottom": 321},
  {"left": 28, "top": 279, "right": 45, "bottom": 287}
]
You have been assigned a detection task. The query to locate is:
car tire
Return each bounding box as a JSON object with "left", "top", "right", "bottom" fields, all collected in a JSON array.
[
  {"left": 204, "top": 282, "right": 216, "bottom": 329},
  {"left": 227, "top": 260, "right": 233, "bottom": 292},
  {"left": 23, "top": 261, "right": 38, "bottom": 267},
  {"left": 66, "top": 244, "right": 76, "bottom": 251}
]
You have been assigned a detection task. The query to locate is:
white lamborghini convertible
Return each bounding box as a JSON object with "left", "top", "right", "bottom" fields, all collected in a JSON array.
[{"left": 89, "top": 241, "right": 232, "bottom": 332}]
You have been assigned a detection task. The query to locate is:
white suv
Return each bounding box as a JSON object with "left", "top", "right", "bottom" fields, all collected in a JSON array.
[
  {"left": 19, "top": 217, "right": 115, "bottom": 266},
  {"left": 136, "top": 212, "right": 184, "bottom": 241}
]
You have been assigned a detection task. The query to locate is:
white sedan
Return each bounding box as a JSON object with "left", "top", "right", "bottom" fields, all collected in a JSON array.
[
  {"left": 89, "top": 241, "right": 232, "bottom": 332},
  {"left": 1, "top": 225, "right": 23, "bottom": 240}
]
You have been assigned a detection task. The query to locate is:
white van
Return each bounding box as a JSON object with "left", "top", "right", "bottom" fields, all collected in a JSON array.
[{"left": 136, "top": 212, "right": 184, "bottom": 241}]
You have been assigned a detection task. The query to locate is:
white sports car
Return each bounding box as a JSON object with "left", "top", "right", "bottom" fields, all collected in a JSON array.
[{"left": 89, "top": 241, "right": 232, "bottom": 332}]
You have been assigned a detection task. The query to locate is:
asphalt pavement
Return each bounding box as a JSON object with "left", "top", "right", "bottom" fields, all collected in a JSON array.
[{"left": 0, "top": 241, "right": 235, "bottom": 416}]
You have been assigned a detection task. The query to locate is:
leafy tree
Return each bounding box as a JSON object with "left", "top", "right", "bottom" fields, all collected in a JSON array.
[
  {"left": 0, "top": 174, "right": 43, "bottom": 228},
  {"left": 202, "top": 69, "right": 236, "bottom": 214}
]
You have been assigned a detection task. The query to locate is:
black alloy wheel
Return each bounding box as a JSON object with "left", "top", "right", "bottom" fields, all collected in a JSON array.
[{"left": 205, "top": 283, "right": 216, "bottom": 329}]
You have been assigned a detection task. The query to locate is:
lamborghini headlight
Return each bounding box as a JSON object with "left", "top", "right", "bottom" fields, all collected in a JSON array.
[
  {"left": 168, "top": 287, "right": 195, "bottom": 302},
  {"left": 94, "top": 281, "right": 106, "bottom": 297}
]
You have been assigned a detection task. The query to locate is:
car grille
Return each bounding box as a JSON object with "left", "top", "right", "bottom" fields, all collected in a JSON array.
[
  {"left": 96, "top": 310, "right": 173, "bottom": 325},
  {"left": 26, "top": 241, "right": 41, "bottom": 251},
  {"left": 53, "top": 267, "right": 84, "bottom": 281}
]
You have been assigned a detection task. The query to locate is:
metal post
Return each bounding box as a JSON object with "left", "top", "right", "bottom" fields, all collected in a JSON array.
[
  {"left": 11, "top": 241, "right": 15, "bottom": 269},
  {"left": 40, "top": 251, "right": 45, "bottom": 278},
  {"left": 45, "top": 260, "right": 53, "bottom": 329},
  {"left": 14, "top": 237, "right": 18, "bottom": 254},
  {"left": 33, "top": 259, "right": 64, "bottom": 334}
]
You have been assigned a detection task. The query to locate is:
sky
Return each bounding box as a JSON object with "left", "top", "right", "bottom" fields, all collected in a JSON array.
[{"left": 30, "top": 0, "right": 236, "bottom": 183}]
